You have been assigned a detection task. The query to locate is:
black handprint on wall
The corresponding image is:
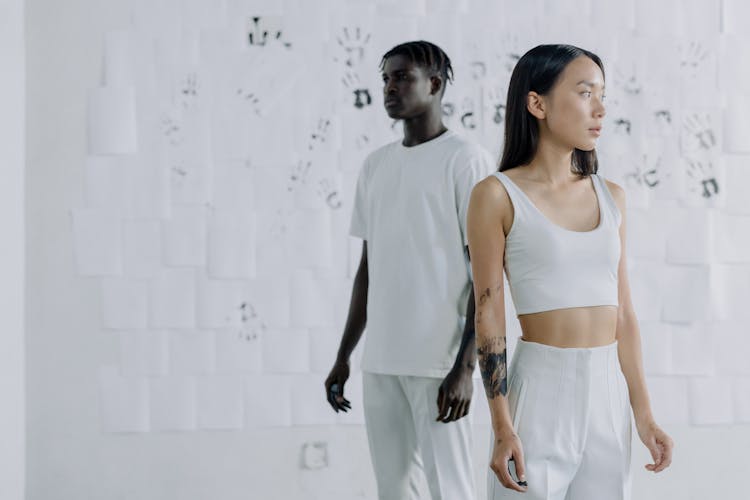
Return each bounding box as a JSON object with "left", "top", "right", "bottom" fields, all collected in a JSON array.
[
  {"left": 247, "top": 16, "right": 291, "bottom": 48},
  {"left": 333, "top": 27, "right": 371, "bottom": 68}
]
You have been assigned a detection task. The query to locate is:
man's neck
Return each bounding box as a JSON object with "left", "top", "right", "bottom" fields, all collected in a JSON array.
[{"left": 401, "top": 110, "right": 447, "bottom": 147}]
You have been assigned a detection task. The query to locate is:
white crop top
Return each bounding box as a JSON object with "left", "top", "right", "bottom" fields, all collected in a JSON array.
[{"left": 492, "top": 171, "right": 622, "bottom": 315}]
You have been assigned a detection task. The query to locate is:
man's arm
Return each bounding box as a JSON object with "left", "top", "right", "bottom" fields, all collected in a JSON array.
[
  {"left": 324, "top": 241, "right": 368, "bottom": 412},
  {"left": 436, "top": 248, "right": 477, "bottom": 423}
]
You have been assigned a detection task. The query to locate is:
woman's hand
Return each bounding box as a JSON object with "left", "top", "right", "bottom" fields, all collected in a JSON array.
[
  {"left": 489, "top": 427, "right": 528, "bottom": 492},
  {"left": 636, "top": 418, "right": 674, "bottom": 473}
]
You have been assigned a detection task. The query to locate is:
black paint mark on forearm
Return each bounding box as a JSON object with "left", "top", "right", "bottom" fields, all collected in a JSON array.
[{"left": 478, "top": 337, "right": 507, "bottom": 398}]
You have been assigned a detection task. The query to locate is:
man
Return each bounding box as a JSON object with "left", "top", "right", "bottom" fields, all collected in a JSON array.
[{"left": 324, "top": 40, "right": 494, "bottom": 500}]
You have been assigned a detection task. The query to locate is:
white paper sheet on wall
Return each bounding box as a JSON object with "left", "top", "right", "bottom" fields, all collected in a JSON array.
[
  {"left": 589, "top": 0, "right": 634, "bottom": 33},
  {"left": 679, "top": 40, "right": 719, "bottom": 109},
  {"left": 207, "top": 210, "right": 257, "bottom": 278},
  {"left": 723, "top": 0, "right": 750, "bottom": 36},
  {"left": 161, "top": 205, "right": 207, "bottom": 267},
  {"left": 262, "top": 328, "right": 310, "bottom": 373},
  {"left": 308, "top": 327, "right": 341, "bottom": 374},
  {"left": 661, "top": 265, "right": 712, "bottom": 322},
  {"left": 254, "top": 209, "right": 292, "bottom": 278},
  {"left": 639, "top": 322, "right": 673, "bottom": 375},
  {"left": 664, "top": 206, "right": 712, "bottom": 264},
  {"left": 732, "top": 377, "right": 750, "bottom": 423},
  {"left": 626, "top": 207, "right": 667, "bottom": 260},
  {"left": 681, "top": 0, "right": 720, "bottom": 37},
  {"left": 715, "top": 213, "right": 750, "bottom": 263},
  {"left": 87, "top": 87, "right": 138, "bottom": 155},
  {"left": 196, "top": 376, "right": 244, "bottom": 430},
  {"left": 290, "top": 270, "right": 334, "bottom": 328},
  {"left": 168, "top": 149, "right": 214, "bottom": 206},
  {"left": 209, "top": 104, "right": 252, "bottom": 161},
  {"left": 212, "top": 161, "right": 256, "bottom": 212},
  {"left": 100, "top": 278, "right": 149, "bottom": 329},
  {"left": 169, "top": 330, "right": 215, "bottom": 375},
  {"left": 71, "top": 209, "right": 123, "bottom": 276},
  {"left": 150, "top": 269, "right": 197, "bottom": 328},
  {"left": 245, "top": 375, "right": 292, "bottom": 428},
  {"left": 127, "top": 153, "right": 171, "bottom": 219},
  {"left": 149, "top": 376, "right": 197, "bottom": 431},
  {"left": 104, "top": 30, "right": 136, "bottom": 87},
  {"left": 290, "top": 209, "right": 333, "bottom": 269},
  {"left": 689, "top": 376, "right": 734, "bottom": 425},
  {"left": 645, "top": 376, "right": 690, "bottom": 425},
  {"left": 98, "top": 365, "right": 150, "bottom": 433},
  {"left": 253, "top": 166, "right": 296, "bottom": 211},
  {"left": 85, "top": 156, "right": 132, "bottom": 215},
  {"left": 196, "top": 277, "right": 246, "bottom": 328},
  {"left": 182, "top": 0, "right": 227, "bottom": 30},
  {"left": 634, "top": 0, "right": 681, "bottom": 37},
  {"left": 670, "top": 323, "right": 715, "bottom": 376},
  {"left": 326, "top": 207, "right": 351, "bottom": 281},
  {"left": 680, "top": 110, "right": 721, "bottom": 157},
  {"left": 713, "top": 323, "right": 750, "bottom": 376},
  {"left": 723, "top": 100, "right": 750, "bottom": 154},
  {"left": 290, "top": 375, "right": 337, "bottom": 426},
  {"left": 246, "top": 276, "right": 291, "bottom": 328},
  {"left": 722, "top": 156, "right": 750, "bottom": 215},
  {"left": 368, "top": 14, "right": 417, "bottom": 64},
  {"left": 215, "top": 329, "right": 262, "bottom": 373},
  {"left": 711, "top": 264, "right": 750, "bottom": 322},
  {"left": 628, "top": 260, "right": 665, "bottom": 321},
  {"left": 122, "top": 219, "right": 162, "bottom": 278},
  {"left": 118, "top": 330, "right": 169, "bottom": 376}
]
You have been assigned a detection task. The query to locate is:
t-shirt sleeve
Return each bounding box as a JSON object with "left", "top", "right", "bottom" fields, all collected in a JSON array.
[
  {"left": 349, "top": 157, "right": 370, "bottom": 239},
  {"left": 455, "top": 146, "right": 496, "bottom": 246}
]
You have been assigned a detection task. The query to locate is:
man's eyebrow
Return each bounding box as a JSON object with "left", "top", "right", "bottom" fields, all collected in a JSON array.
[{"left": 382, "top": 68, "right": 411, "bottom": 75}]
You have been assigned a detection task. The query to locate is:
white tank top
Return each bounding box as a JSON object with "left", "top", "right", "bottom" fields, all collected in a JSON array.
[{"left": 492, "top": 170, "right": 622, "bottom": 315}]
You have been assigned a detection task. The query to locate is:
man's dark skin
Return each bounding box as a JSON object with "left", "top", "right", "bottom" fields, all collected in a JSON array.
[{"left": 324, "top": 54, "right": 477, "bottom": 423}]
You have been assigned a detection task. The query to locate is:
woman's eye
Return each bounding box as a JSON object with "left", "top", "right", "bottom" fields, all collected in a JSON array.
[{"left": 581, "top": 91, "right": 592, "bottom": 98}]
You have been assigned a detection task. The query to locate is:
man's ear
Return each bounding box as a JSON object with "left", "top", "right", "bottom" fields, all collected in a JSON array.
[
  {"left": 430, "top": 75, "right": 444, "bottom": 96},
  {"left": 526, "top": 91, "right": 546, "bottom": 120}
]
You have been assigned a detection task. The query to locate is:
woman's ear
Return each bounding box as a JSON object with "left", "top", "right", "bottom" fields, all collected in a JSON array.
[{"left": 526, "top": 91, "right": 546, "bottom": 120}]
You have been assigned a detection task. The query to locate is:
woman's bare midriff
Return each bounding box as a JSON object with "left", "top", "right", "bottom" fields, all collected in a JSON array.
[{"left": 518, "top": 305, "right": 618, "bottom": 348}]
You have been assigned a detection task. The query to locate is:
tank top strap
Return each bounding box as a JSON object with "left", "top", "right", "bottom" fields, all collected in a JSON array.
[
  {"left": 591, "top": 174, "right": 622, "bottom": 226},
  {"left": 491, "top": 171, "right": 537, "bottom": 221}
]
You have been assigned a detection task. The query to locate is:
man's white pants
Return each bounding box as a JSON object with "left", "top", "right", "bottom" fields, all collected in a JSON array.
[
  {"left": 488, "top": 339, "right": 632, "bottom": 500},
  {"left": 363, "top": 372, "right": 475, "bottom": 500}
]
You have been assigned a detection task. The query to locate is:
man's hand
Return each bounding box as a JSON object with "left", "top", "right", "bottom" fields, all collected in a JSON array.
[
  {"left": 436, "top": 366, "right": 474, "bottom": 422},
  {"left": 324, "top": 360, "right": 352, "bottom": 413}
]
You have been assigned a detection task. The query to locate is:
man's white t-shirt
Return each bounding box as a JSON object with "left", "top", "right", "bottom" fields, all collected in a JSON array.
[{"left": 350, "top": 129, "right": 495, "bottom": 378}]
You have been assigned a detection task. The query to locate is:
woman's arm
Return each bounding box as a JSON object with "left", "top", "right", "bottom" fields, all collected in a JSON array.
[
  {"left": 467, "top": 177, "right": 527, "bottom": 492},
  {"left": 608, "top": 180, "right": 674, "bottom": 472}
]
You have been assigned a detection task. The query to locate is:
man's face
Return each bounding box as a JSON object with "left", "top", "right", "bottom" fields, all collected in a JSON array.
[{"left": 381, "top": 54, "right": 441, "bottom": 120}]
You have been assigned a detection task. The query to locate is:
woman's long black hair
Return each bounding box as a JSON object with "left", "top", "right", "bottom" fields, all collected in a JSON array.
[{"left": 498, "top": 44, "right": 605, "bottom": 176}]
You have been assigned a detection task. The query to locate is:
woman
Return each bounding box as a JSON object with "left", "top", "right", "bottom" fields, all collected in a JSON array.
[{"left": 467, "top": 44, "right": 674, "bottom": 500}]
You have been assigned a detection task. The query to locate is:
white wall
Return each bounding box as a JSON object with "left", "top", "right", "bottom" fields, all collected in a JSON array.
[
  {"left": 0, "top": 0, "right": 25, "bottom": 498},
  {"left": 25, "top": 0, "right": 750, "bottom": 499}
]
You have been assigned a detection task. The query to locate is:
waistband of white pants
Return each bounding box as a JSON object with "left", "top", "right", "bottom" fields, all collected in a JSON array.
[{"left": 511, "top": 338, "right": 620, "bottom": 378}]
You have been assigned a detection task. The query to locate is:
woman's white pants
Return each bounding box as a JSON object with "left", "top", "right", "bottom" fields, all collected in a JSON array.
[
  {"left": 363, "top": 372, "right": 475, "bottom": 500},
  {"left": 488, "top": 339, "right": 632, "bottom": 500}
]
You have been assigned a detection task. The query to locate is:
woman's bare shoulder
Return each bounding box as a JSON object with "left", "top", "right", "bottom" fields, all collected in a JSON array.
[{"left": 470, "top": 174, "right": 514, "bottom": 229}]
